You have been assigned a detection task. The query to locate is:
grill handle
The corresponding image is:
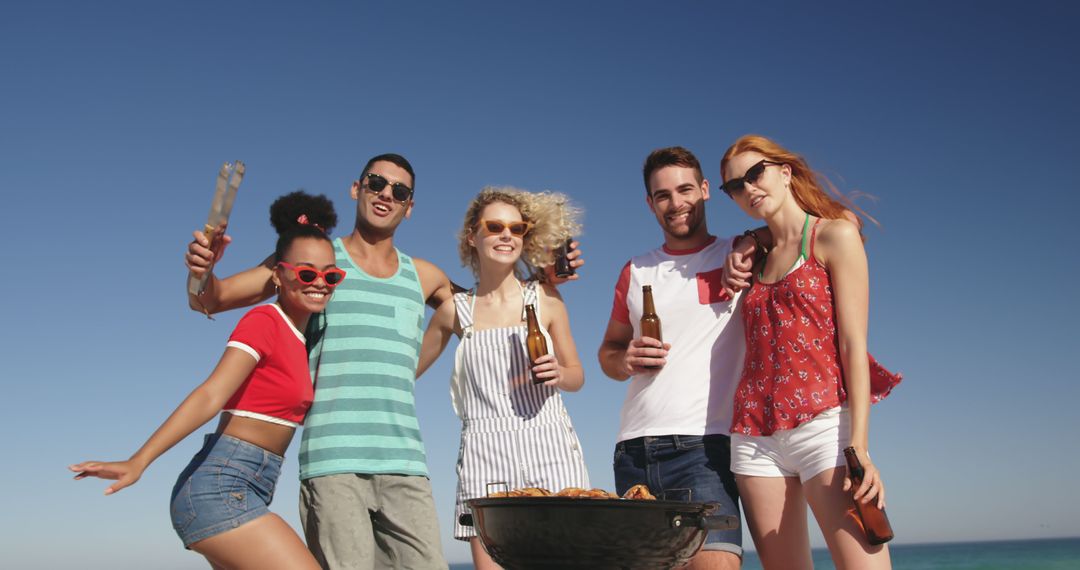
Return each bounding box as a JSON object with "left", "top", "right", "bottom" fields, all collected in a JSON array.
[{"left": 699, "top": 514, "right": 739, "bottom": 531}]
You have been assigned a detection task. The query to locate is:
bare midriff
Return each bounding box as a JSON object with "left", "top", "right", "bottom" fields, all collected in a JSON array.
[{"left": 215, "top": 412, "right": 296, "bottom": 457}]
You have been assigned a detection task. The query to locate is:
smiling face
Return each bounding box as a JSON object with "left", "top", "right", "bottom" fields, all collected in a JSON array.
[
  {"left": 272, "top": 236, "right": 340, "bottom": 316},
  {"left": 468, "top": 201, "right": 527, "bottom": 272},
  {"left": 646, "top": 165, "right": 710, "bottom": 245},
  {"left": 350, "top": 160, "right": 414, "bottom": 235},
  {"left": 722, "top": 151, "right": 792, "bottom": 220}
]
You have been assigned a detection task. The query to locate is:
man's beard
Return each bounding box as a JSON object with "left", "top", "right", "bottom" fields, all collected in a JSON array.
[{"left": 664, "top": 210, "right": 701, "bottom": 238}]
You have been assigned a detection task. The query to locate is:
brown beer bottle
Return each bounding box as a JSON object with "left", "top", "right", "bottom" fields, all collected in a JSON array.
[
  {"left": 640, "top": 285, "right": 662, "bottom": 370},
  {"left": 554, "top": 238, "right": 575, "bottom": 278},
  {"left": 525, "top": 304, "right": 549, "bottom": 384},
  {"left": 843, "top": 447, "right": 895, "bottom": 545}
]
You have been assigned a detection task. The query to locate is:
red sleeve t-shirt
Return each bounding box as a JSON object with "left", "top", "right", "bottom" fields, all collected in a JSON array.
[{"left": 223, "top": 304, "right": 313, "bottom": 427}]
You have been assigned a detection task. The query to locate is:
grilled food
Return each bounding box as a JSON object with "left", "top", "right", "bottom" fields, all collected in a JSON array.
[
  {"left": 489, "top": 485, "right": 651, "bottom": 500},
  {"left": 621, "top": 484, "right": 656, "bottom": 500},
  {"left": 518, "top": 487, "right": 553, "bottom": 497},
  {"left": 491, "top": 487, "right": 553, "bottom": 497}
]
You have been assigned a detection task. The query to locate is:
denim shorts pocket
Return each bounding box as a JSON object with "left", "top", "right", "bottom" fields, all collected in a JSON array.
[
  {"left": 170, "top": 473, "right": 198, "bottom": 533},
  {"left": 256, "top": 459, "right": 280, "bottom": 506},
  {"left": 220, "top": 465, "right": 250, "bottom": 512},
  {"left": 263, "top": 469, "right": 279, "bottom": 501},
  {"left": 612, "top": 445, "right": 625, "bottom": 466}
]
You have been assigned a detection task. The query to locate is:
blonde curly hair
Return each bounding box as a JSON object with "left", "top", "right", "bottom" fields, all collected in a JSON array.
[{"left": 458, "top": 186, "right": 583, "bottom": 281}]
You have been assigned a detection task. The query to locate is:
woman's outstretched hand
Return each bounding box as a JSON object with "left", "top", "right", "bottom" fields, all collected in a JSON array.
[{"left": 69, "top": 459, "right": 146, "bottom": 496}]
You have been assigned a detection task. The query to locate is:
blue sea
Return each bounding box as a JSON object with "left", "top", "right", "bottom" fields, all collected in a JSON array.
[{"left": 449, "top": 537, "right": 1080, "bottom": 569}]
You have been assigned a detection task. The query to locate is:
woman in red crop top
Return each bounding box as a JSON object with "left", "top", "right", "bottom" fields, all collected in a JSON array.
[
  {"left": 71, "top": 191, "right": 344, "bottom": 569},
  {"left": 719, "top": 136, "right": 900, "bottom": 569}
]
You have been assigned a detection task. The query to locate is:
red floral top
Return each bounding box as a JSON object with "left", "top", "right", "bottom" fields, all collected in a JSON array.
[{"left": 731, "top": 222, "right": 901, "bottom": 436}]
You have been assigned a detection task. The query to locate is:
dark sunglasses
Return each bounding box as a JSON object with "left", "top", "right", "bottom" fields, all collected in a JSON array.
[
  {"left": 721, "top": 160, "right": 784, "bottom": 197},
  {"left": 278, "top": 262, "right": 346, "bottom": 286},
  {"left": 363, "top": 173, "right": 414, "bottom": 203},
  {"left": 476, "top": 219, "right": 533, "bottom": 237}
]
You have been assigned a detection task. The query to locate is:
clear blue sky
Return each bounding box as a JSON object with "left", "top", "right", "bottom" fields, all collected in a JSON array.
[{"left": 3, "top": 1, "right": 1077, "bottom": 567}]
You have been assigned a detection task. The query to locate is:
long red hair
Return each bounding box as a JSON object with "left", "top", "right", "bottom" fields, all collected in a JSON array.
[{"left": 720, "top": 135, "right": 877, "bottom": 231}]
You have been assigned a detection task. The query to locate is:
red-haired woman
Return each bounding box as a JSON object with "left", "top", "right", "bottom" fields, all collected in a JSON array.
[{"left": 720, "top": 135, "right": 900, "bottom": 569}]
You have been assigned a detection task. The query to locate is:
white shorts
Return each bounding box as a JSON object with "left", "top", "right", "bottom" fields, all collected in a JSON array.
[{"left": 731, "top": 406, "right": 849, "bottom": 483}]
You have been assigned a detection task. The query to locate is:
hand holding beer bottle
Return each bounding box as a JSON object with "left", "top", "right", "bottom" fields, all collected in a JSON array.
[
  {"left": 623, "top": 285, "right": 671, "bottom": 374},
  {"left": 546, "top": 239, "right": 584, "bottom": 284},
  {"left": 548, "top": 199, "right": 583, "bottom": 284},
  {"left": 640, "top": 285, "right": 663, "bottom": 370},
  {"left": 553, "top": 238, "right": 576, "bottom": 278},
  {"left": 843, "top": 446, "right": 894, "bottom": 545}
]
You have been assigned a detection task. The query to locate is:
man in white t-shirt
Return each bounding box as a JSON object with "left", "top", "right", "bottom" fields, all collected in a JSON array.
[{"left": 599, "top": 146, "right": 763, "bottom": 570}]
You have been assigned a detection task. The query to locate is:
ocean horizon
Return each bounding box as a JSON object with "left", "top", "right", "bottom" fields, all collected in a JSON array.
[{"left": 448, "top": 536, "right": 1080, "bottom": 569}]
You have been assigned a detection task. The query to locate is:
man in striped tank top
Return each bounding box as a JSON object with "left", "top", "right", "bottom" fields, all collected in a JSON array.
[{"left": 184, "top": 154, "right": 461, "bottom": 569}]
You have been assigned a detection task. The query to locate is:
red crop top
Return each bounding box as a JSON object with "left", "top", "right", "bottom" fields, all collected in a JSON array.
[{"left": 223, "top": 304, "right": 313, "bottom": 427}]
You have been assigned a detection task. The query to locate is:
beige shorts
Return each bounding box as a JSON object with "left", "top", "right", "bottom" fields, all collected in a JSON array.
[
  {"left": 300, "top": 473, "right": 447, "bottom": 570},
  {"left": 731, "top": 406, "right": 849, "bottom": 483}
]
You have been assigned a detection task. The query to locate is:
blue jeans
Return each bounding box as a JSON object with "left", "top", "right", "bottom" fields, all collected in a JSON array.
[
  {"left": 170, "top": 433, "right": 283, "bottom": 548},
  {"left": 613, "top": 434, "right": 742, "bottom": 555}
]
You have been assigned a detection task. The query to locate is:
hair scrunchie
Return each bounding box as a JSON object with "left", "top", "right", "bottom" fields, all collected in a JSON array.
[{"left": 297, "top": 214, "right": 325, "bottom": 232}]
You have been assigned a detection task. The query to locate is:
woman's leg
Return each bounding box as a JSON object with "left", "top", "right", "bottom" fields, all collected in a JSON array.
[
  {"left": 736, "top": 475, "right": 813, "bottom": 570},
  {"left": 192, "top": 513, "right": 321, "bottom": 570},
  {"left": 470, "top": 537, "right": 502, "bottom": 570},
  {"left": 803, "top": 467, "right": 891, "bottom": 570}
]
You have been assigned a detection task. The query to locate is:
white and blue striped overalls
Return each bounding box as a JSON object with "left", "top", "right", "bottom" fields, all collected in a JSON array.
[{"left": 451, "top": 280, "right": 590, "bottom": 539}]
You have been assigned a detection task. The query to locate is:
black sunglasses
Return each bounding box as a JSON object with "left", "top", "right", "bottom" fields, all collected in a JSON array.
[
  {"left": 363, "top": 173, "right": 414, "bottom": 203},
  {"left": 721, "top": 160, "right": 784, "bottom": 197}
]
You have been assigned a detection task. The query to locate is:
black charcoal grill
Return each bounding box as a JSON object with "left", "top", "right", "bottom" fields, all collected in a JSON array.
[{"left": 459, "top": 495, "right": 738, "bottom": 569}]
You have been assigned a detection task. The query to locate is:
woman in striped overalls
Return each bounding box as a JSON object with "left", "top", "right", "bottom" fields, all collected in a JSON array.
[{"left": 418, "top": 187, "right": 590, "bottom": 570}]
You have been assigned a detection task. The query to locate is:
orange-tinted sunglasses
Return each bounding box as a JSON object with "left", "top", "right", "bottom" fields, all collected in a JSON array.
[
  {"left": 278, "top": 262, "right": 346, "bottom": 286},
  {"left": 476, "top": 219, "right": 533, "bottom": 237}
]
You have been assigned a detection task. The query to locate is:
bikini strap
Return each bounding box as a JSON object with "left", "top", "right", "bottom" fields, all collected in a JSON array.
[
  {"left": 799, "top": 212, "right": 811, "bottom": 260},
  {"left": 807, "top": 215, "right": 823, "bottom": 261},
  {"left": 759, "top": 213, "right": 813, "bottom": 281}
]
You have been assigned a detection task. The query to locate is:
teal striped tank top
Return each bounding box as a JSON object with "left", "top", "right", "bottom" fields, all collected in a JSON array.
[{"left": 299, "top": 238, "right": 428, "bottom": 479}]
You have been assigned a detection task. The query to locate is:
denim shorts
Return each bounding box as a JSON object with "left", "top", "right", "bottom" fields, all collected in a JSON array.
[
  {"left": 170, "top": 433, "right": 283, "bottom": 548},
  {"left": 613, "top": 434, "right": 742, "bottom": 555}
]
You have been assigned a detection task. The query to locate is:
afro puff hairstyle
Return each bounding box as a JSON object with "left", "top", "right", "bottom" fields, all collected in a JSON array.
[{"left": 269, "top": 190, "right": 338, "bottom": 262}]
